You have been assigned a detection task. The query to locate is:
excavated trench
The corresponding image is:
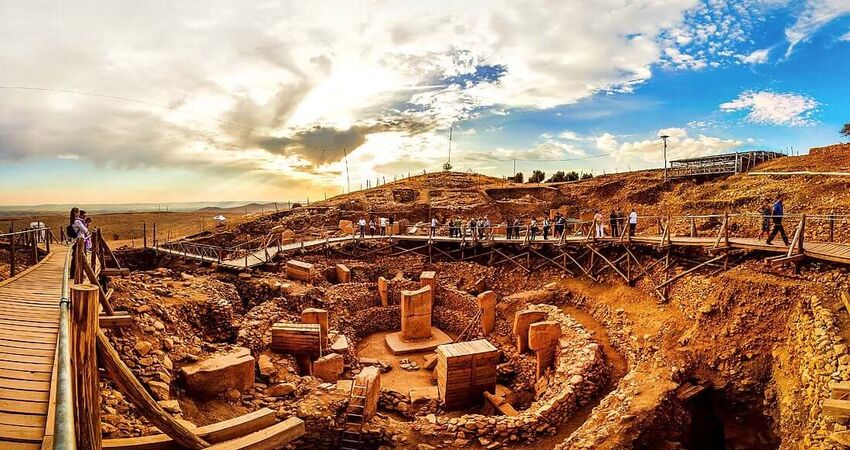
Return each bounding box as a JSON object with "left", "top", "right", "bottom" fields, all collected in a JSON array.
[{"left": 109, "top": 244, "right": 839, "bottom": 449}]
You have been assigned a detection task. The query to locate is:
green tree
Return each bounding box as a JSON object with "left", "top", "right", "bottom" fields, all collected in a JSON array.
[
  {"left": 512, "top": 172, "right": 524, "bottom": 183},
  {"left": 566, "top": 171, "right": 580, "bottom": 181},
  {"left": 842, "top": 122, "right": 850, "bottom": 138},
  {"left": 546, "top": 171, "right": 567, "bottom": 182},
  {"left": 529, "top": 170, "right": 546, "bottom": 183},
  {"left": 580, "top": 172, "right": 593, "bottom": 180}
]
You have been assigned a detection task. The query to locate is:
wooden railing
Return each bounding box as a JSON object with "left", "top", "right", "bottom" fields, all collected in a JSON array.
[{"left": 0, "top": 225, "right": 56, "bottom": 277}]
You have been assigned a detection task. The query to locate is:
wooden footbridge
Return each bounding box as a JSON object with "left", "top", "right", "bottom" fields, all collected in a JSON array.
[
  {"left": 156, "top": 212, "right": 850, "bottom": 302},
  {"left": 0, "top": 227, "right": 305, "bottom": 450}
]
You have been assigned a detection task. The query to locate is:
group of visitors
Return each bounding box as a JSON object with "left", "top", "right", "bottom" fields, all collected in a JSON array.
[
  {"left": 447, "top": 216, "right": 492, "bottom": 239},
  {"left": 591, "top": 207, "right": 638, "bottom": 238},
  {"left": 66, "top": 207, "right": 93, "bottom": 251},
  {"left": 357, "top": 215, "right": 396, "bottom": 238}
]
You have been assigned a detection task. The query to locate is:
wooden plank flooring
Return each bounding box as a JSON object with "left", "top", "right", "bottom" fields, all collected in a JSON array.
[{"left": 0, "top": 247, "right": 66, "bottom": 449}]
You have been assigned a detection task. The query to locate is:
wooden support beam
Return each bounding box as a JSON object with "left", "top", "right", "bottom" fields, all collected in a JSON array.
[
  {"left": 72, "top": 284, "right": 102, "bottom": 450},
  {"left": 586, "top": 245, "right": 629, "bottom": 283},
  {"left": 97, "top": 330, "right": 211, "bottom": 449},
  {"left": 830, "top": 381, "right": 850, "bottom": 400},
  {"left": 81, "top": 256, "right": 116, "bottom": 316},
  {"left": 560, "top": 250, "right": 597, "bottom": 281},
  {"left": 656, "top": 253, "right": 728, "bottom": 289},
  {"left": 100, "top": 313, "right": 133, "bottom": 328},
  {"left": 765, "top": 253, "right": 805, "bottom": 266},
  {"left": 101, "top": 268, "right": 131, "bottom": 277},
  {"left": 483, "top": 391, "right": 519, "bottom": 416},
  {"left": 204, "top": 417, "right": 305, "bottom": 450},
  {"left": 622, "top": 246, "right": 667, "bottom": 302},
  {"left": 103, "top": 408, "right": 277, "bottom": 450},
  {"left": 492, "top": 248, "right": 531, "bottom": 274},
  {"left": 842, "top": 292, "right": 850, "bottom": 316},
  {"left": 529, "top": 248, "right": 575, "bottom": 275}
]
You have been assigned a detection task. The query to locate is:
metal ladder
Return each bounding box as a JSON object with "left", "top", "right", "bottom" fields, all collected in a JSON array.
[{"left": 339, "top": 378, "right": 370, "bottom": 450}]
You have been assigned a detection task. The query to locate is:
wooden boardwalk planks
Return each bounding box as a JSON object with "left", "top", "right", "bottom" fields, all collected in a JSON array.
[{"left": 0, "top": 246, "right": 66, "bottom": 449}]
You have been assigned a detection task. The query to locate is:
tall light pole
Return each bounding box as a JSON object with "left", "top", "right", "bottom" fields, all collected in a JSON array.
[{"left": 659, "top": 134, "right": 670, "bottom": 182}]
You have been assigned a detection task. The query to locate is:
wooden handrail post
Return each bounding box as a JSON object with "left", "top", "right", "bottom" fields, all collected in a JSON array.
[
  {"left": 9, "top": 222, "right": 16, "bottom": 276},
  {"left": 91, "top": 229, "right": 98, "bottom": 271},
  {"left": 46, "top": 228, "right": 51, "bottom": 253},
  {"left": 31, "top": 229, "right": 39, "bottom": 264},
  {"left": 71, "top": 284, "right": 101, "bottom": 450},
  {"left": 689, "top": 217, "right": 696, "bottom": 237},
  {"left": 96, "top": 330, "right": 210, "bottom": 449},
  {"left": 724, "top": 212, "right": 729, "bottom": 246},
  {"left": 153, "top": 223, "right": 157, "bottom": 248},
  {"left": 798, "top": 214, "right": 806, "bottom": 254},
  {"left": 143, "top": 222, "right": 148, "bottom": 248},
  {"left": 74, "top": 238, "right": 85, "bottom": 284}
]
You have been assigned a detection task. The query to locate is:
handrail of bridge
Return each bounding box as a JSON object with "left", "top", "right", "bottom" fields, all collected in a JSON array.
[{"left": 54, "top": 239, "right": 77, "bottom": 450}]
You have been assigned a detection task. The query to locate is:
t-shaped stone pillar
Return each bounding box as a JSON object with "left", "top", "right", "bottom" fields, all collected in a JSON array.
[
  {"left": 528, "top": 321, "right": 561, "bottom": 380},
  {"left": 420, "top": 271, "right": 437, "bottom": 297},
  {"left": 512, "top": 310, "right": 547, "bottom": 353},
  {"left": 401, "top": 285, "right": 433, "bottom": 341},
  {"left": 378, "top": 276, "right": 389, "bottom": 306},
  {"left": 476, "top": 291, "right": 497, "bottom": 335},
  {"left": 301, "top": 308, "right": 329, "bottom": 350}
]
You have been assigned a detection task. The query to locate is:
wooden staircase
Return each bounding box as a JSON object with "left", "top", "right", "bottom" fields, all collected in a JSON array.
[{"left": 339, "top": 377, "right": 370, "bottom": 450}]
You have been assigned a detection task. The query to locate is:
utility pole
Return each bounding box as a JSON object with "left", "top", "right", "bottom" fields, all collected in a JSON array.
[
  {"left": 343, "top": 148, "right": 350, "bottom": 194},
  {"left": 660, "top": 134, "right": 670, "bottom": 182},
  {"left": 513, "top": 157, "right": 516, "bottom": 180}
]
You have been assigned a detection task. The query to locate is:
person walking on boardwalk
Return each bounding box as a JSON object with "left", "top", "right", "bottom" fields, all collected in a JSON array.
[
  {"left": 628, "top": 209, "right": 638, "bottom": 237},
  {"left": 379, "top": 216, "right": 387, "bottom": 236},
  {"left": 593, "top": 210, "right": 605, "bottom": 238},
  {"left": 758, "top": 201, "right": 771, "bottom": 241},
  {"left": 542, "top": 216, "right": 551, "bottom": 240},
  {"left": 368, "top": 218, "right": 376, "bottom": 237},
  {"left": 357, "top": 217, "right": 366, "bottom": 238},
  {"left": 766, "top": 194, "right": 790, "bottom": 246},
  {"left": 483, "top": 216, "right": 491, "bottom": 239},
  {"left": 616, "top": 207, "right": 625, "bottom": 237},
  {"left": 609, "top": 209, "right": 619, "bottom": 238},
  {"left": 512, "top": 218, "right": 521, "bottom": 239},
  {"left": 430, "top": 217, "right": 438, "bottom": 237}
]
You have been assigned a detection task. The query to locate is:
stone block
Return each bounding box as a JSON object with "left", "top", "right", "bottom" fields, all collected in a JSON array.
[
  {"left": 336, "top": 264, "right": 352, "bottom": 283},
  {"left": 401, "top": 285, "right": 433, "bottom": 341},
  {"left": 339, "top": 220, "right": 354, "bottom": 234},
  {"left": 378, "top": 276, "right": 389, "bottom": 306},
  {"left": 355, "top": 366, "right": 381, "bottom": 420},
  {"left": 528, "top": 321, "right": 561, "bottom": 351},
  {"left": 312, "top": 353, "right": 344, "bottom": 382},
  {"left": 513, "top": 310, "right": 547, "bottom": 353},
  {"left": 301, "top": 308, "right": 329, "bottom": 350},
  {"left": 420, "top": 271, "right": 437, "bottom": 297},
  {"left": 286, "top": 260, "right": 316, "bottom": 283},
  {"left": 281, "top": 229, "right": 296, "bottom": 244},
  {"left": 257, "top": 354, "right": 276, "bottom": 378},
  {"left": 181, "top": 347, "right": 255, "bottom": 396},
  {"left": 477, "top": 291, "right": 497, "bottom": 335}
]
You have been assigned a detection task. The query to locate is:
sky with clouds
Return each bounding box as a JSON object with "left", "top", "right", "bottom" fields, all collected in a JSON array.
[{"left": 1, "top": 0, "right": 849, "bottom": 205}]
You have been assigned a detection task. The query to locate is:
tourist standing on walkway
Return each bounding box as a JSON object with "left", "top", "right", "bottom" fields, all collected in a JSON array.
[
  {"left": 594, "top": 210, "right": 605, "bottom": 238},
  {"left": 483, "top": 217, "right": 491, "bottom": 239},
  {"left": 513, "top": 218, "right": 522, "bottom": 239},
  {"left": 430, "top": 217, "right": 438, "bottom": 237},
  {"left": 766, "top": 195, "right": 790, "bottom": 246},
  {"left": 477, "top": 218, "right": 485, "bottom": 240},
  {"left": 74, "top": 210, "right": 93, "bottom": 251},
  {"left": 542, "top": 217, "right": 551, "bottom": 240},
  {"left": 628, "top": 209, "right": 638, "bottom": 237},
  {"left": 529, "top": 217, "right": 538, "bottom": 240},
  {"left": 616, "top": 207, "right": 625, "bottom": 236},
  {"left": 609, "top": 209, "right": 619, "bottom": 238},
  {"left": 758, "top": 201, "right": 771, "bottom": 241},
  {"left": 369, "top": 218, "right": 376, "bottom": 237},
  {"left": 358, "top": 217, "right": 366, "bottom": 238},
  {"left": 379, "top": 216, "right": 387, "bottom": 236}
]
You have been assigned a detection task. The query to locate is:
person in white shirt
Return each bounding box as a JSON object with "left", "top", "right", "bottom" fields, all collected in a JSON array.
[
  {"left": 593, "top": 210, "right": 604, "bottom": 238},
  {"left": 430, "top": 217, "right": 438, "bottom": 237},
  {"left": 357, "top": 217, "right": 367, "bottom": 238},
  {"left": 379, "top": 217, "right": 387, "bottom": 236},
  {"left": 628, "top": 209, "right": 638, "bottom": 237}
]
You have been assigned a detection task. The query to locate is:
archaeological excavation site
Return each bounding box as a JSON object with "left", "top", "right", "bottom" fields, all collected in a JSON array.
[{"left": 6, "top": 145, "right": 850, "bottom": 450}]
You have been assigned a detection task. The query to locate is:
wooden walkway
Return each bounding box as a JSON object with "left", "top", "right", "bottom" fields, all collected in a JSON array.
[
  {"left": 0, "top": 246, "right": 67, "bottom": 449},
  {"left": 157, "top": 231, "right": 850, "bottom": 269}
]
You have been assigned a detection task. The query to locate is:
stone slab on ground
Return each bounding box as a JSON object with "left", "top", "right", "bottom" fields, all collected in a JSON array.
[
  {"left": 409, "top": 386, "right": 439, "bottom": 403},
  {"left": 385, "top": 327, "right": 453, "bottom": 355},
  {"left": 312, "top": 353, "right": 344, "bottom": 382},
  {"left": 181, "top": 347, "right": 255, "bottom": 396}
]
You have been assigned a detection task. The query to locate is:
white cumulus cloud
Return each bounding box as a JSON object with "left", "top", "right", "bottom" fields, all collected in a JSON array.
[
  {"left": 719, "top": 91, "right": 819, "bottom": 126},
  {"left": 605, "top": 128, "right": 744, "bottom": 165},
  {"left": 739, "top": 48, "right": 771, "bottom": 64}
]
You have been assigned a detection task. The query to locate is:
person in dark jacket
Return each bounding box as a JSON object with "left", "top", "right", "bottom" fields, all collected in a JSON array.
[
  {"left": 609, "top": 209, "right": 619, "bottom": 238},
  {"left": 758, "top": 201, "right": 771, "bottom": 241},
  {"left": 766, "top": 195, "right": 790, "bottom": 246}
]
